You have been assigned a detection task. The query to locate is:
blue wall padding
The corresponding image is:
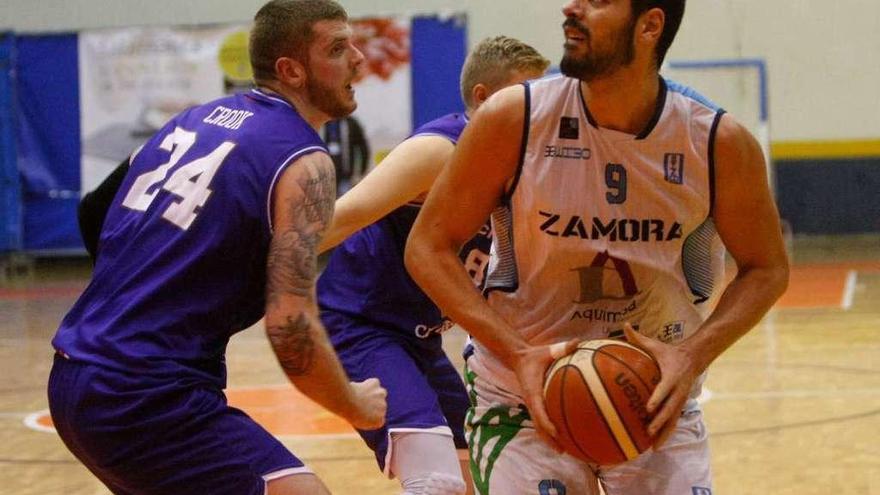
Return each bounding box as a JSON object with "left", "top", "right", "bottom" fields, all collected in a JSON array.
[
  {"left": 0, "top": 33, "right": 23, "bottom": 252},
  {"left": 411, "top": 15, "right": 467, "bottom": 130},
  {"left": 776, "top": 158, "right": 880, "bottom": 234},
  {"left": 15, "top": 33, "right": 82, "bottom": 250}
]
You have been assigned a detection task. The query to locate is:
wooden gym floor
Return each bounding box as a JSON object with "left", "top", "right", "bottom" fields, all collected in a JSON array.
[{"left": 0, "top": 234, "right": 878, "bottom": 494}]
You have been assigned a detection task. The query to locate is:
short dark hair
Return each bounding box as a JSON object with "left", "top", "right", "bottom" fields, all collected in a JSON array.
[
  {"left": 631, "top": 0, "right": 686, "bottom": 66},
  {"left": 249, "top": 0, "right": 348, "bottom": 83}
]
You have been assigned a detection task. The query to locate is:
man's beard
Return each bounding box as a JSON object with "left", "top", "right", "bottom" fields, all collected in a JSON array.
[
  {"left": 560, "top": 17, "right": 637, "bottom": 81},
  {"left": 307, "top": 74, "right": 356, "bottom": 119}
]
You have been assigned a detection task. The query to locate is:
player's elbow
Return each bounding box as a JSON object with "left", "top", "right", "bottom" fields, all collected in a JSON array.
[
  {"left": 769, "top": 263, "right": 790, "bottom": 302},
  {"left": 404, "top": 234, "right": 428, "bottom": 284},
  {"left": 404, "top": 230, "right": 447, "bottom": 289},
  {"left": 746, "top": 260, "right": 790, "bottom": 305}
]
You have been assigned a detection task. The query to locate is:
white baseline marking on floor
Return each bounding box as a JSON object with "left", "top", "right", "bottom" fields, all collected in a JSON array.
[{"left": 841, "top": 270, "right": 858, "bottom": 310}]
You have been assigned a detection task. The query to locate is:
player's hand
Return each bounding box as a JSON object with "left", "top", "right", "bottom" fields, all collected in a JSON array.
[
  {"left": 510, "top": 340, "right": 580, "bottom": 453},
  {"left": 346, "top": 378, "right": 388, "bottom": 430},
  {"left": 623, "top": 322, "right": 699, "bottom": 449}
]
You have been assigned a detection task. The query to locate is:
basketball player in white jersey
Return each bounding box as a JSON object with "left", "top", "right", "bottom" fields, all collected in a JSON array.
[{"left": 405, "top": 1, "right": 790, "bottom": 494}]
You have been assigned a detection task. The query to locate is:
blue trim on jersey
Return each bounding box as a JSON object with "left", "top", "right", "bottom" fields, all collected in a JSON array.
[
  {"left": 577, "top": 80, "right": 599, "bottom": 128},
  {"left": 504, "top": 82, "right": 531, "bottom": 205},
  {"left": 482, "top": 205, "right": 520, "bottom": 296},
  {"left": 707, "top": 110, "right": 726, "bottom": 214},
  {"left": 635, "top": 77, "right": 669, "bottom": 140},
  {"left": 250, "top": 88, "right": 294, "bottom": 109},
  {"left": 665, "top": 78, "right": 723, "bottom": 112},
  {"left": 579, "top": 76, "right": 670, "bottom": 140}
]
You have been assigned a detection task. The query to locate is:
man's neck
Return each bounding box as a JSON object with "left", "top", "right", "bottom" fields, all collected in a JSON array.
[
  {"left": 579, "top": 67, "right": 661, "bottom": 136},
  {"left": 256, "top": 82, "right": 329, "bottom": 132}
]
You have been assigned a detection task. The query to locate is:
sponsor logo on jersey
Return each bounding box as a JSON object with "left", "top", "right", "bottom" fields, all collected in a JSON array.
[
  {"left": 539, "top": 210, "right": 683, "bottom": 241},
  {"left": 659, "top": 321, "right": 685, "bottom": 343},
  {"left": 692, "top": 488, "right": 712, "bottom": 495},
  {"left": 414, "top": 318, "right": 456, "bottom": 339},
  {"left": 664, "top": 152, "right": 685, "bottom": 184},
  {"left": 570, "top": 301, "right": 637, "bottom": 323},
  {"left": 569, "top": 251, "right": 640, "bottom": 322},
  {"left": 559, "top": 116, "right": 580, "bottom": 139},
  {"left": 544, "top": 145, "right": 591, "bottom": 160}
]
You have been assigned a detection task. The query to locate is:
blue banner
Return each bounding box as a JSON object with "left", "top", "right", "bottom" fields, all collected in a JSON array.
[
  {"left": 411, "top": 15, "right": 467, "bottom": 129},
  {"left": 0, "top": 32, "right": 21, "bottom": 252},
  {"left": 15, "top": 33, "right": 82, "bottom": 252}
]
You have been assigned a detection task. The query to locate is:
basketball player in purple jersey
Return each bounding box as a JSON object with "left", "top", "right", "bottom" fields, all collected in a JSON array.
[
  {"left": 47, "top": 1, "right": 386, "bottom": 494},
  {"left": 407, "top": 1, "right": 789, "bottom": 494},
  {"left": 316, "top": 37, "right": 548, "bottom": 494}
]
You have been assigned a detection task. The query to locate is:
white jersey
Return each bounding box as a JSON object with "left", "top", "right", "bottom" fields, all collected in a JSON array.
[{"left": 473, "top": 75, "right": 727, "bottom": 399}]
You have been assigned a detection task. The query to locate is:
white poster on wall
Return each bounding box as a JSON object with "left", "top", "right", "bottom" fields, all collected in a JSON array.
[{"left": 78, "top": 17, "right": 412, "bottom": 194}]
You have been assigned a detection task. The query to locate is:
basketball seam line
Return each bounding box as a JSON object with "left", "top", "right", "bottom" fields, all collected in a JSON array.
[
  {"left": 570, "top": 364, "right": 624, "bottom": 464},
  {"left": 558, "top": 359, "right": 596, "bottom": 463},
  {"left": 593, "top": 344, "right": 659, "bottom": 450},
  {"left": 584, "top": 356, "right": 640, "bottom": 460}
]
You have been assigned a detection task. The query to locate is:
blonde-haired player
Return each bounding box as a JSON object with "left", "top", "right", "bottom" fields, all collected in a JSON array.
[{"left": 316, "top": 36, "right": 549, "bottom": 495}]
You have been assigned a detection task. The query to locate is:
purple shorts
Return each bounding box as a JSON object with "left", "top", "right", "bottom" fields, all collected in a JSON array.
[
  {"left": 325, "top": 312, "right": 469, "bottom": 472},
  {"left": 47, "top": 354, "right": 306, "bottom": 494}
]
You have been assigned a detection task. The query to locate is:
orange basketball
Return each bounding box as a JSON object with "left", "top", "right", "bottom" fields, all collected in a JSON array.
[{"left": 543, "top": 339, "right": 661, "bottom": 466}]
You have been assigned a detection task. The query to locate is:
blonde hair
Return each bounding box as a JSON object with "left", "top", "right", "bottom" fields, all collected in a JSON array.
[{"left": 459, "top": 36, "right": 550, "bottom": 110}]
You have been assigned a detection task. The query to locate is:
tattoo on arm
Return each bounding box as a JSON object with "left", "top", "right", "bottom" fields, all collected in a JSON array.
[
  {"left": 266, "top": 160, "right": 336, "bottom": 306},
  {"left": 299, "top": 165, "right": 335, "bottom": 225},
  {"left": 266, "top": 314, "right": 315, "bottom": 376}
]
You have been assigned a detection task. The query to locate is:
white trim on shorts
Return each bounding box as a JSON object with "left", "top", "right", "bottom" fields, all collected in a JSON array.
[
  {"left": 383, "top": 426, "right": 453, "bottom": 478},
  {"left": 261, "top": 466, "right": 314, "bottom": 494}
]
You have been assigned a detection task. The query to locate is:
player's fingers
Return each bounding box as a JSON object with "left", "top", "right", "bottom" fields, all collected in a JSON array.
[
  {"left": 525, "top": 393, "right": 562, "bottom": 452},
  {"left": 622, "top": 322, "right": 654, "bottom": 352},
  {"left": 648, "top": 386, "right": 686, "bottom": 436},
  {"left": 528, "top": 393, "right": 558, "bottom": 438},
  {"left": 646, "top": 374, "right": 673, "bottom": 414},
  {"left": 375, "top": 383, "right": 388, "bottom": 398},
  {"left": 652, "top": 413, "right": 678, "bottom": 450},
  {"left": 546, "top": 339, "right": 580, "bottom": 363}
]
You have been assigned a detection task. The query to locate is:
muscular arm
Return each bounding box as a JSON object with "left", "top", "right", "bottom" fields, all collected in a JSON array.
[
  {"left": 265, "top": 152, "right": 362, "bottom": 420},
  {"left": 405, "top": 87, "right": 575, "bottom": 448},
  {"left": 631, "top": 115, "right": 790, "bottom": 443},
  {"left": 405, "top": 88, "right": 528, "bottom": 363},
  {"left": 683, "top": 116, "right": 789, "bottom": 372},
  {"left": 318, "top": 135, "right": 454, "bottom": 252}
]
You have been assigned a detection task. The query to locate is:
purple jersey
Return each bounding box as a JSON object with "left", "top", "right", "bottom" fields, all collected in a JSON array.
[
  {"left": 317, "top": 113, "right": 491, "bottom": 346},
  {"left": 52, "top": 89, "right": 327, "bottom": 388}
]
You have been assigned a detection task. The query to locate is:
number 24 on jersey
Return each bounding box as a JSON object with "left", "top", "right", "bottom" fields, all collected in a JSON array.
[{"left": 122, "top": 127, "right": 235, "bottom": 230}]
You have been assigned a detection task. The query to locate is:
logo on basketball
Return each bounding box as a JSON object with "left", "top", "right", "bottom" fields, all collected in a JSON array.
[
  {"left": 543, "top": 340, "right": 661, "bottom": 466},
  {"left": 614, "top": 372, "right": 654, "bottom": 425}
]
